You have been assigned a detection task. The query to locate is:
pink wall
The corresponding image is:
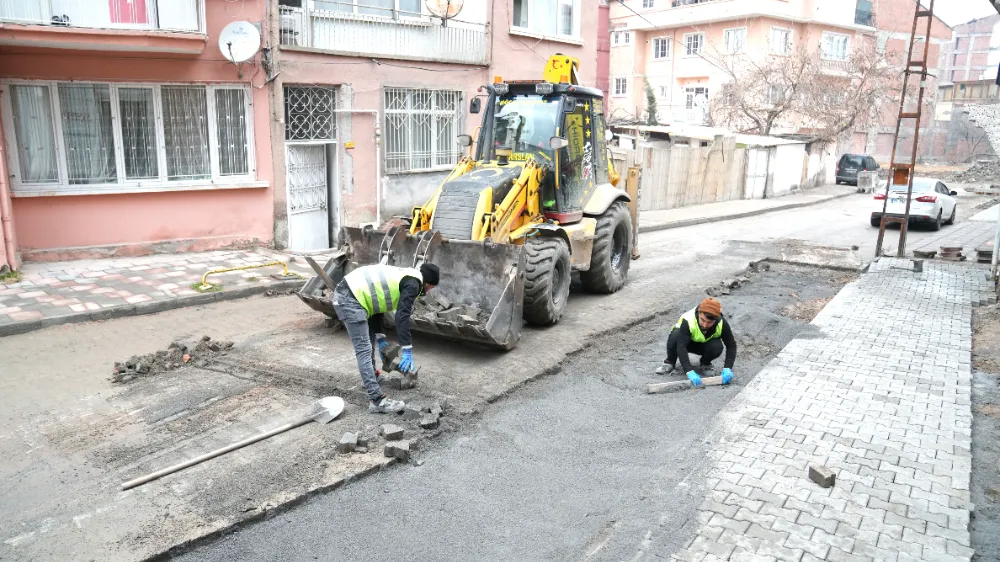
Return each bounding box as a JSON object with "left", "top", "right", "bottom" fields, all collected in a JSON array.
[{"left": 0, "top": 0, "right": 275, "bottom": 260}]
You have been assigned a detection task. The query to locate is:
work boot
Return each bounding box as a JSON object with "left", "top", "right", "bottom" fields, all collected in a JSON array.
[
  {"left": 369, "top": 395, "right": 405, "bottom": 414},
  {"left": 699, "top": 363, "right": 715, "bottom": 375},
  {"left": 655, "top": 361, "right": 677, "bottom": 376}
]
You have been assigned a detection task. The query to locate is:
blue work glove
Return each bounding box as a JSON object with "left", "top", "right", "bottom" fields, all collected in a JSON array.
[
  {"left": 376, "top": 333, "right": 389, "bottom": 360},
  {"left": 687, "top": 370, "right": 702, "bottom": 387},
  {"left": 722, "top": 368, "right": 734, "bottom": 385},
  {"left": 399, "top": 346, "right": 414, "bottom": 373}
]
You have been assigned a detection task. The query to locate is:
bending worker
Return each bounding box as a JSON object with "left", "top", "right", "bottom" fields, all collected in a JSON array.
[
  {"left": 655, "top": 297, "right": 737, "bottom": 386},
  {"left": 332, "top": 262, "right": 440, "bottom": 414}
]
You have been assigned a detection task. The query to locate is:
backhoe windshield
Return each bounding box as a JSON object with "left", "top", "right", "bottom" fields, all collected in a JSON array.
[{"left": 490, "top": 94, "right": 560, "bottom": 163}]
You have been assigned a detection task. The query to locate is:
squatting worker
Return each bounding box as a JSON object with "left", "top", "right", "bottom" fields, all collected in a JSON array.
[
  {"left": 332, "top": 262, "right": 440, "bottom": 414},
  {"left": 655, "top": 297, "right": 737, "bottom": 387}
]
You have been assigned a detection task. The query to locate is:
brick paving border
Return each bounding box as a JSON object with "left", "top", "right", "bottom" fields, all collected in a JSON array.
[
  {"left": 669, "top": 258, "right": 994, "bottom": 562},
  {"left": 0, "top": 250, "right": 315, "bottom": 337}
]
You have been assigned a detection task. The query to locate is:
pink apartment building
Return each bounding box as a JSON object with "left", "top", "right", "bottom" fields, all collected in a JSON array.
[
  {"left": 0, "top": 0, "right": 601, "bottom": 269},
  {"left": 607, "top": 0, "right": 951, "bottom": 162},
  {"left": 0, "top": 0, "right": 276, "bottom": 271}
]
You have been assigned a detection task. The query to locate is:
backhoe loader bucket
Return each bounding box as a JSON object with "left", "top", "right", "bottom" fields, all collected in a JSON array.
[{"left": 339, "top": 225, "right": 525, "bottom": 350}]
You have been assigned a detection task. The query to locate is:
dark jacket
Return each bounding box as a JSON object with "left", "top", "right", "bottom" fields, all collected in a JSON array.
[
  {"left": 368, "top": 276, "right": 421, "bottom": 346},
  {"left": 674, "top": 315, "right": 737, "bottom": 372}
]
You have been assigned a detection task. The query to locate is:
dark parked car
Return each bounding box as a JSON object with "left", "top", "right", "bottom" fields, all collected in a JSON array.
[{"left": 836, "top": 154, "right": 879, "bottom": 186}]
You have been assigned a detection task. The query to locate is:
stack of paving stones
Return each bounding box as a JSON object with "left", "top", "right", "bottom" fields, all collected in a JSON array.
[{"left": 670, "top": 258, "right": 991, "bottom": 561}]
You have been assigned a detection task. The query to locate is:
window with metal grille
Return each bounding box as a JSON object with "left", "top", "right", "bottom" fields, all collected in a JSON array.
[
  {"left": 284, "top": 86, "right": 337, "bottom": 141},
  {"left": 384, "top": 87, "right": 462, "bottom": 173},
  {"left": 653, "top": 37, "right": 670, "bottom": 59},
  {"left": 2, "top": 81, "right": 253, "bottom": 194}
]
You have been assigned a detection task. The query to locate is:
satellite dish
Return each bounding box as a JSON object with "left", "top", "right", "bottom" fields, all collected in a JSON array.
[
  {"left": 426, "top": 0, "right": 464, "bottom": 19},
  {"left": 219, "top": 21, "right": 261, "bottom": 63}
]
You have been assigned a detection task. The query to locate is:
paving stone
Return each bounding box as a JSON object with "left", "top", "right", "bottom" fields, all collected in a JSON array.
[
  {"left": 337, "top": 432, "right": 357, "bottom": 454},
  {"left": 380, "top": 424, "right": 405, "bottom": 441}
]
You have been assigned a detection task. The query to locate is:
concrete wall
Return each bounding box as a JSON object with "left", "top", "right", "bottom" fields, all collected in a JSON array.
[
  {"left": 770, "top": 143, "right": 807, "bottom": 196},
  {"left": 0, "top": 0, "right": 275, "bottom": 261}
]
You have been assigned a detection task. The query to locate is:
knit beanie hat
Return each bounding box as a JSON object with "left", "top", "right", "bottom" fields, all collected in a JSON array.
[
  {"left": 699, "top": 297, "right": 722, "bottom": 317},
  {"left": 420, "top": 263, "right": 440, "bottom": 286}
]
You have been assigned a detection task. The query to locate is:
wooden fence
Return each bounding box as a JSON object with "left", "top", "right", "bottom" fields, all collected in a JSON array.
[{"left": 612, "top": 140, "right": 747, "bottom": 212}]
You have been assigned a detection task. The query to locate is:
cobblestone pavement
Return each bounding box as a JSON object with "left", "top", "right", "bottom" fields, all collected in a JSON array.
[
  {"left": 0, "top": 250, "right": 315, "bottom": 335},
  {"left": 907, "top": 220, "right": 995, "bottom": 260},
  {"left": 671, "top": 259, "right": 995, "bottom": 562}
]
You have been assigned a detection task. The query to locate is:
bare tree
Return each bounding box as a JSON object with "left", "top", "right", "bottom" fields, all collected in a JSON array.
[{"left": 707, "top": 38, "right": 899, "bottom": 141}]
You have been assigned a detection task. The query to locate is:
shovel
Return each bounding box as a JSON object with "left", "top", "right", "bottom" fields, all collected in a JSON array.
[{"left": 121, "top": 396, "right": 345, "bottom": 490}]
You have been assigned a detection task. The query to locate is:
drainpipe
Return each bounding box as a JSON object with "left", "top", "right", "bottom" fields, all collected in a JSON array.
[
  {"left": 330, "top": 109, "right": 382, "bottom": 227},
  {"left": 0, "top": 119, "right": 17, "bottom": 270}
]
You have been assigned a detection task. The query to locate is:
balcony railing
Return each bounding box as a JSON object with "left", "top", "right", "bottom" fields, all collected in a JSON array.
[
  {"left": 855, "top": 9, "right": 875, "bottom": 27},
  {"left": 279, "top": 6, "right": 488, "bottom": 66},
  {"left": 0, "top": 0, "right": 202, "bottom": 32}
]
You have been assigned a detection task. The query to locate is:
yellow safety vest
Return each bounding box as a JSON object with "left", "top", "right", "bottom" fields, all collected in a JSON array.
[
  {"left": 344, "top": 265, "right": 422, "bottom": 317},
  {"left": 675, "top": 308, "right": 724, "bottom": 343}
]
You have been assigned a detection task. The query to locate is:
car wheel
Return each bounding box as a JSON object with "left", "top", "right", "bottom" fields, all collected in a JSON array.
[
  {"left": 945, "top": 205, "right": 957, "bottom": 225},
  {"left": 870, "top": 216, "right": 881, "bottom": 228},
  {"left": 930, "top": 210, "right": 942, "bottom": 231}
]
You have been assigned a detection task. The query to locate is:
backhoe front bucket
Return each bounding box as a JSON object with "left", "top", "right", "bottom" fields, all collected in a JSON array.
[{"left": 336, "top": 226, "right": 525, "bottom": 350}]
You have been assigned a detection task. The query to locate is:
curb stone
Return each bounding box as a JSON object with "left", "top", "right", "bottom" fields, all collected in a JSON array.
[{"left": 0, "top": 280, "right": 303, "bottom": 338}]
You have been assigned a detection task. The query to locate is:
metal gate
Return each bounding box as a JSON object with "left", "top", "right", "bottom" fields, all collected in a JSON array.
[
  {"left": 286, "top": 145, "right": 329, "bottom": 251},
  {"left": 745, "top": 147, "right": 769, "bottom": 199}
]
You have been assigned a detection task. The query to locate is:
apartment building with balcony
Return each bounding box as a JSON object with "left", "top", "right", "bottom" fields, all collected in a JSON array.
[
  {"left": 607, "top": 0, "right": 951, "bottom": 162},
  {"left": 0, "top": 0, "right": 275, "bottom": 269},
  {"left": 270, "top": 0, "right": 599, "bottom": 252}
]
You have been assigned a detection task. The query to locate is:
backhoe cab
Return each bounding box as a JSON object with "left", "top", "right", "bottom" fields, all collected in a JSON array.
[{"left": 298, "top": 54, "right": 636, "bottom": 350}]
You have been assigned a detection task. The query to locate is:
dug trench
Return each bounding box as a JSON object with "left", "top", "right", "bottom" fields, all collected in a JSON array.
[
  {"left": 970, "top": 305, "right": 1000, "bottom": 561},
  {"left": 173, "top": 263, "right": 856, "bottom": 561}
]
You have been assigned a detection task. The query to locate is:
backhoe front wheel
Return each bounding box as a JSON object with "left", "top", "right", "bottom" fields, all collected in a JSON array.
[
  {"left": 581, "top": 201, "right": 632, "bottom": 293},
  {"left": 523, "top": 237, "right": 571, "bottom": 326}
]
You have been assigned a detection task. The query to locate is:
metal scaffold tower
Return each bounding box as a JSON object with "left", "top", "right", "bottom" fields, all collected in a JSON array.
[{"left": 874, "top": 0, "right": 936, "bottom": 258}]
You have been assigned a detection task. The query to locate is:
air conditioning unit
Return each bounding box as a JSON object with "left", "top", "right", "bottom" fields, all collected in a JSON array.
[{"left": 280, "top": 10, "right": 304, "bottom": 47}]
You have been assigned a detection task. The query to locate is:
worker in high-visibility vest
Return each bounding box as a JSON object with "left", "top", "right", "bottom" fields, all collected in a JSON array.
[
  {"left": 332, "top": 262, "right": 440, "bottom": 413},
  {"left": 655, "top": 297, "right": 737, "bottom": 387}
]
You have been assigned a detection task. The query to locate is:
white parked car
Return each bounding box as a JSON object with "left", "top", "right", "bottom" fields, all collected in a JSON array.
[{"left": 870, "top": 177, "right": 957, "bottom": 231}]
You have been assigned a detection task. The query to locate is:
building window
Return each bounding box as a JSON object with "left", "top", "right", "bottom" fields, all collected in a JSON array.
[
  {"left": 3, "top": 81, "right": 253, "bottom": 194},
  {"left": 613, "top": 31, "right": 631, "bottom": 46},
  {"left": 653, "top": 37, "right": 670, "bottom": 59},
  {"left": 685, "top": 86, "right": 708, "bottom": 109},
  {"left": 384, "top": 87, "right": 462, "bottom": 173},
  {"left": 770, "top": 27, "right": 791, "bottom": 55},
  {"left": 821, "top": 32, "right": 849, "bottom": 61},
  {"left": 642, "top": 0, "right": 654, "bottom": 7},
  {"left": 659, "top": 86, "right": 670, "bottom": 98},
  {"left": 285, "top": 86, "right": 337, "bottom": 141},
  {"left": 768, "top": 85, "right": 787, "bottom": 105},
  {"left": 685, "top": 33, "right": 704, "bottom": 56},
  {"left": 723, "top": 28, "right": 746, "bottom": 54},
  {"left": 314, "top": 0, "right": 422, "bottom": 18},
  {"left": 512, "top": 0, "right": 580, "bottom": 38},
  {"left": 614, "top": 78, "right": 628, "bottom": 96}
]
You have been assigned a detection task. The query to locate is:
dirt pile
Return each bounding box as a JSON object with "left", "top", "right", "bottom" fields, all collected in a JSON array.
[
  {"left": 414, "top": 295, "right": 491, "bottom": 324},
  {"left": 111, "top": 335, "right": 234, "bottom": 383},
  {"left": 938, "top": 161, "right": 1000, "bottom": 183}
]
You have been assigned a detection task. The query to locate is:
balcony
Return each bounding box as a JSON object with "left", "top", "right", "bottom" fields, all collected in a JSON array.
[
  {"left": 279, "top": 6, "right": 488, "bottom": 66},
  {"left": 0, "top": 0, "right": 205, "bottom": 53}
]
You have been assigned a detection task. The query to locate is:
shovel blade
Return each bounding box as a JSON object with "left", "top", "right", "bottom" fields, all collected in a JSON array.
[{"left": 312, "top": 396, "right": 345, "bottom": 424}]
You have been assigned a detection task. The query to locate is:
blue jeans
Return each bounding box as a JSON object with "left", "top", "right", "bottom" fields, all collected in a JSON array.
[{"left": 332, "top": 283, "right": 382, "bottom": 401}]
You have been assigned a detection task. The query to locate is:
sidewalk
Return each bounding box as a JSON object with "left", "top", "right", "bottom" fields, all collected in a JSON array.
[
  {"left": 908, "top": 205, "right": 998, "bottom": 260},
  {"left": 639, "top": 186, "right": 858, "bottom": 234},
  {"left": 670, "top": 258, "right": 992, "bottom": 561},
  {"left": 0, "top": 249, "right": 317, "bottom": 337}
]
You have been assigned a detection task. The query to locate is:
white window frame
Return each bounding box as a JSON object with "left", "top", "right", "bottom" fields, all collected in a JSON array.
[
  {"left": 770, "top": 26, "right": 791, "bottom": 55},
  {"left": 659, "top": 86, "right": 670, "bottom": 98},
  {"left": 821, "top": 32, "right": 850, "bottom": 61},
  {"left": 653, "top": 37, "right": 671, "bottom": 60},
  {"left": 614, "top": 78, "right": 628, "bottom": 97},
  {"left": 642, "top": 0, "right": 655, "bottom": 8},
  {"left": 383, "top": 87, "right": 463, "bottom": 174},
  {"left": 768, "top": 84, "right": 787, "bottom": 106},
  {"left": 684, "top": 86, "right": 709, "bottom": 110},
  {"left": 510, "top": 0, "right": 582, "bottom": 44},
  {"left": 1, "top": 80, "right": 258, "bottom": 197},
  {"left": 684, "top": 33, "right": 704, "bottom": 57},
  {"left": 723, "top": 27, "right": 747, "bottom": 54}
]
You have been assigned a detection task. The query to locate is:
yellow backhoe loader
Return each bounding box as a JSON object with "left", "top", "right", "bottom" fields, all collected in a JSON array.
[{"left": 298, "top": 54, "right": 637, "bottom": 350}]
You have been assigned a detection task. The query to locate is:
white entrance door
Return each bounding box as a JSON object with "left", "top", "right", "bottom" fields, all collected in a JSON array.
[
  {"left": 745, "top": 148, "right": 769, "bottom": 199},
  {"left": 287, "top": 144, "right": 330, "bottom": 251}
]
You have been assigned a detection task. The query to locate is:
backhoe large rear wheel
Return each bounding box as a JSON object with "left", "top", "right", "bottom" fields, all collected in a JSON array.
[
  {"left": 523, "top": 237, "right": 571, "bottom": 326},
  {"left": 581, "top": 201, "right": 632, "bottom": 293}
]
